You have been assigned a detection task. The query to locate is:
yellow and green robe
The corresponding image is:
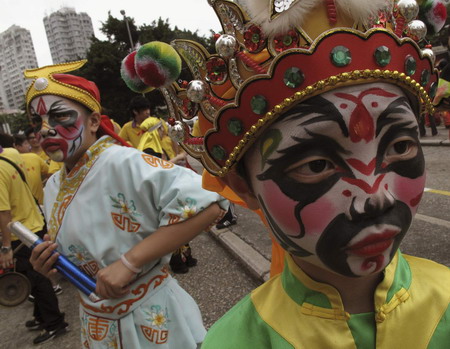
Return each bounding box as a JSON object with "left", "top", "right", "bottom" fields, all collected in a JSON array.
[{"left": 203, "top": 252, "right": 450, "bottom": 349}]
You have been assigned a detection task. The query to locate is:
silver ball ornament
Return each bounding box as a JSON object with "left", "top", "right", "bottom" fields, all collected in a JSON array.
[
  {"left": 34, "top": 77, "right": 49, "bottom": 91},
  {"left": 422, "top": 48, "right": 436, "bottom": 66},
  {"left": 168, "top": 120, "right": 187, "bottom": 143},
  {"left": 215, "top": 34, "right": 237, "bottom": 59},
  {"left": 405, "top": 20, "right": 427, "bottom": 42},
  {"left": 186, "top": 80, "right": 209, "bottom": 103},
  {"left": 397, "top": 0, "right": 419, "bottom": 22}
]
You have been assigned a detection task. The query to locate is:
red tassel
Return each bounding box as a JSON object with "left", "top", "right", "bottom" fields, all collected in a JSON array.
[
  {"left": 326, "top": 0, "right": 337, "bottom": 24},
  {"left": 236, "top": 51, "right": 267, "bottom": 74},
  {"left": 184, "top": 137, "right": 204, "bottom": 145},
  {"left": 395, "top": 16, "right": 405, "bottom": 37},
  {"left": 206, "top": 94, "right": 228, "bottom": 108}
]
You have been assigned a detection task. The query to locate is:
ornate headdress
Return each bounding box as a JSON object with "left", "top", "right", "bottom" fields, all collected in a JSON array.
[
  {"left": 123, "top": 0, "right": 446, "bottom": 177},
  {"left": 24, "top": 60, "right": 101, "bottom": 114},
  {"left": 24, "top": 61, "right": 131, "bottom": 147}
]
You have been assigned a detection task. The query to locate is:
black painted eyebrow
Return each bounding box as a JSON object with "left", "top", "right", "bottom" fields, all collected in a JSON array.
[
  {"left": 280, "top": 95, "right": 349, "bottom": 137},
  {"left": 376, "top": 97, "right": 414, "bottom": 137},
  {"left": 48, "top": 100, "right": 70, "bottom": 113}
]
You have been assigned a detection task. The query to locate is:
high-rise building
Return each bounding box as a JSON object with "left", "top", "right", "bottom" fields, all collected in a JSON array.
[
  {"left": 44, "top": 7, "right": 95, "bottom": 64},
  {"left": 0, "top": 25, "right": 38, "bottom": 110}
]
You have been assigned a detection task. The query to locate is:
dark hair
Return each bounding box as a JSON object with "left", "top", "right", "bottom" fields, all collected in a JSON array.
[
  {"left": 24, "top": 126, "right": 35, "bottom": 138},
  {"left": 440, "top": 63, "right": 450, "bottom": 81},
  {"left": 0, "top": 133, "right": 15, "bottom": 147},
  {"left": 13, "top": 134, "right": 27, "bottom": 147},
  {"left": 129, "top": 96, "right": 151, "bottom": 118},
  {"left": 437, "top": 59, "right": 448, "bottom": 71}
]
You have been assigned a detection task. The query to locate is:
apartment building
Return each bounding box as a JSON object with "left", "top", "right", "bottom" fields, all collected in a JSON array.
[
  {"left": 43, "top": 7, "right": 95, "bottom": 64},
  {"left": 0, "top": 25, "right": 38, "bottom": 110}
]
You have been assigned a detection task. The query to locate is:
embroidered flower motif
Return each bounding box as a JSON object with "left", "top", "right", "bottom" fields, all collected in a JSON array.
[
  {"left": 243, "top": 24, "right": 265, "bottom": 53},
  {"left": 145, "top": 305, "right": 170, "bottom": 329},
  {"left": 150, "top": 311, "right": 167, "bottom": 328},
  {"left": 177, "top": 198, "right": 199, "bottom": 219},
  {"left": 68, "top": 245, "right": 90, "bottom": 263},
  {"left": 206, "top": 57, "right": 227, "bottom": 83},
  {"left": 273, "top": 30, "right": 299, "bottom": 52},
  {"left": 110, "top": 193, "right": 142, "bottom": 221}
]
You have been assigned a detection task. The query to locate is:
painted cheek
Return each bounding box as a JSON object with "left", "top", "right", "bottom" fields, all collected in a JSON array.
[
  {"left": 300, "top": 196, "right": 338, "bottom": 236},
  {"left": 260, "top": 181, "right": 300, "bottom": 236},
  {"left": 54, "top": 118, "right": 83, "bottom": 140},
  {"left": 392, "top": 174, "right": 426, "bottom": 211}
]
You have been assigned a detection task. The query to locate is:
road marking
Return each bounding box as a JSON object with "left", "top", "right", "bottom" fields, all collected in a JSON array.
[
  {"left": 415, "top": 213, "right": 450, "bottom": 229},
  {"left": 424, "top": 188, "right": 450, "bottom": 197}
]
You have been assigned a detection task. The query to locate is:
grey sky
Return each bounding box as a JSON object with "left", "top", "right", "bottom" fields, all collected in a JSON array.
[{"left": 0, "top": 0, "right": 222, "bottom": 66}]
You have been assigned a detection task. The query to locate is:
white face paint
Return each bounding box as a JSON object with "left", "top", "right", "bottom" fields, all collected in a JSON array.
[
  {"left": 245, "top": 83, "right": 425, "bottom": 277},
  {"left": 29, "top": 95, "right": 90, "bottom": 162}
]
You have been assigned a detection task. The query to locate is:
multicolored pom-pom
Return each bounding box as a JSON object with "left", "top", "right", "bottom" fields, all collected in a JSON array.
[
  {"left": 419, "top": 0, "right": 448, "bottom": 34},
  {"left": 121, "top": 41, "right": 182, "bottom": 93},
  {"left": 120, "top": 51, "right": 154, "bottom": 93}
]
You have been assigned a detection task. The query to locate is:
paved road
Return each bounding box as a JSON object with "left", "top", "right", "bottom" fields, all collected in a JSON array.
[{"left": 0, "top": 232, "right": 260, "bottom": 348}]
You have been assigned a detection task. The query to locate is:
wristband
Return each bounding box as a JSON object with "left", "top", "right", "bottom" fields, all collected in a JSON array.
[{"left": 120, "top": 254, "right": 142, "bottom": 274}]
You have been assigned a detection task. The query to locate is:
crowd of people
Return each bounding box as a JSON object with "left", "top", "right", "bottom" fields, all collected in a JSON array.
[{"left": 1, "top": 0, "right": 450, "bottom": 348}]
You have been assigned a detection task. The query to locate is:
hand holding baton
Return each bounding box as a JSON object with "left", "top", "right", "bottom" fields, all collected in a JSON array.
[{"left": 8, "top": 221, "right": 100, "bottom": 302}]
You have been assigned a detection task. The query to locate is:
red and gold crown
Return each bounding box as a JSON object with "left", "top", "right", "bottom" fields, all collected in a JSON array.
[{"left": 159, "top": 0, "right": 445, "bottom": 177}]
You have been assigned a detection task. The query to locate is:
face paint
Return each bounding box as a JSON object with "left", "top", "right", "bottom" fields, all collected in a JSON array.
[
  {"left": 29, "top": 95, "right": 88, "bottom": 162},
  {"left": 245, "top": 83, "right": 425, "bottom": 277}
]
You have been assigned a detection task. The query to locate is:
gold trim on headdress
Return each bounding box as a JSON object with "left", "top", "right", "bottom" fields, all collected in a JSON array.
[{"left": 24, "top": 60, "right": 101, "bottom": 114}]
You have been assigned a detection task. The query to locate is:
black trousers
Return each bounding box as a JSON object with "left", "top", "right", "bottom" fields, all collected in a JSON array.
[{"left": 11, "top": 228, "right": 65, "bottom": 331}]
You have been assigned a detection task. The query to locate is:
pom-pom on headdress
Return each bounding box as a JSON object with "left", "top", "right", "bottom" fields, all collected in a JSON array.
[
  {"left": 122, "top": 0, "right": 446, "bottom": 177},
  {"left": 121, "top": 41, "right": 182, "bottom": 93}
]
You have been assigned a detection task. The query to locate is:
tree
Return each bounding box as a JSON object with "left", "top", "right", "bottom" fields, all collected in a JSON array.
[{"left": 73, "top": 13, "right": 218, "bottom": 126}]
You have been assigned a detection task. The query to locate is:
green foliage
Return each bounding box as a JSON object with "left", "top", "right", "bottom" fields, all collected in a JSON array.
[
  {"left": 72, "top": 13, "right": 218, "bottom": 126},
  {"left": 0, "top": 111, "right": 29, "bottom": 134}
]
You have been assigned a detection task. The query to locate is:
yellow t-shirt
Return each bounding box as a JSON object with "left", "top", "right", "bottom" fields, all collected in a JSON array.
[
  {"left": 161, "top": 136, "right": 176, "bottom": 159},
  {"left": 21, "top": 153, "right": 49, "bottom": 205},
  {"left": 0, "top": 148, "right": 44, "bottom": 238},
  {"left": 137, "top": 117, "right": 164, "bottom": 155},
  {"left": 192, "top": 119, "right": 202, "bottom": 137},
  {"left": 36, "top": 149, "right": 50, "bottom": 164},
  {"left": 48, "top": 160, "right": 63, "bottom": 175},
  {"left": 118, "top": 121, "right": 145, "bottom": 148}
]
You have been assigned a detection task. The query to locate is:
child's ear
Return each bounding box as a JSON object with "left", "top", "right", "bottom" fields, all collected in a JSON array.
[
  {"left": 88, "top": 112, "right": 101, "bottom": 133},
  {"left": 222, "top": 170, "right": 260, "bottom": 210}
]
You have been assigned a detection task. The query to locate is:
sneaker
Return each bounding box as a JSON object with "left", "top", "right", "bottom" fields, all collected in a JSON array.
[
  {"left": 53, "top": 284, "right": 63, "bottom": 295},
  {"left": 33, "top": 323, "right": 68, "bottom": 345},
  {"left": 169, "top": 250, "right": 189, "bottom": 274},
  {"left": 28, "top": 294, "right": 35, "bottom": 303},
  {"left": 215, "top": 218, "right": 237, "bottom": 229},
  {"left": 25, "top": 319, "right": 44, "bottom": 331}
]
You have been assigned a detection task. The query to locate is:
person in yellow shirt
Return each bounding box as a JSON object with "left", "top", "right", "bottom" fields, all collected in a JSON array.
[
  {"left": 25, "top": 127, "right": 50, "bottom": 164},
  {"left": 137, "top": 115, "right": 164, "bottom": 157},
  {"left": 48, "top": 160, "right": 63, "bottom": 175},
  {"left": 14, "top": 135, "right": 50, "bottom": 205},
  {"left": 118, "top": 96, "right": 153, "bottom": 148},
  {"left": 0, "top": 133, "right": 67, "bottom": 345}
]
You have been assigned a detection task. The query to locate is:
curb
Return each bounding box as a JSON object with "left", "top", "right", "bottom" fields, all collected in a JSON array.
[
  {"left": 209, "top": 227, "right": 271, "bottom": 283},
  {"left": 420, "top": 139, "right": 450, "bottom": 146}
]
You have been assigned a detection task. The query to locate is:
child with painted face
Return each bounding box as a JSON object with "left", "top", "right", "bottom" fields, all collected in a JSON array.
[
  {"left": 24, "top": 61, "right": 228, "bottom": 348},
  {"left": 154, "top": 0, "right": 450, "bottom": 347}
]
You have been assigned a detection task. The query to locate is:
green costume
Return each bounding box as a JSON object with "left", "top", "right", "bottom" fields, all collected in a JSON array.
[{"left": 203, "top": 252, "right": 450, "bottom": 349}]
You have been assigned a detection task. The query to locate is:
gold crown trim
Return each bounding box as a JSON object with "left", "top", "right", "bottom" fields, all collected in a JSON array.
[
  {"left": 216, "top": 69, "right": 433, "bottom": 177},
  {"left": 24, "top": 60, "right": 101, "bottom": 114}
]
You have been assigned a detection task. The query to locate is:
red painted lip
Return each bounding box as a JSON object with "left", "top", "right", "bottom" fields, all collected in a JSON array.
[
  {"left": 41, "top": 139, "right": 64, "bottom": 153},
  {"left": 346, "top": 230, "right": 399, "bottom": 257}
]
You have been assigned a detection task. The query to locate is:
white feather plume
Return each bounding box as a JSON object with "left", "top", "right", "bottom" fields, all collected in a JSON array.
[{"left": 238, "top": 0, "right": 392, "bottom": 36}]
